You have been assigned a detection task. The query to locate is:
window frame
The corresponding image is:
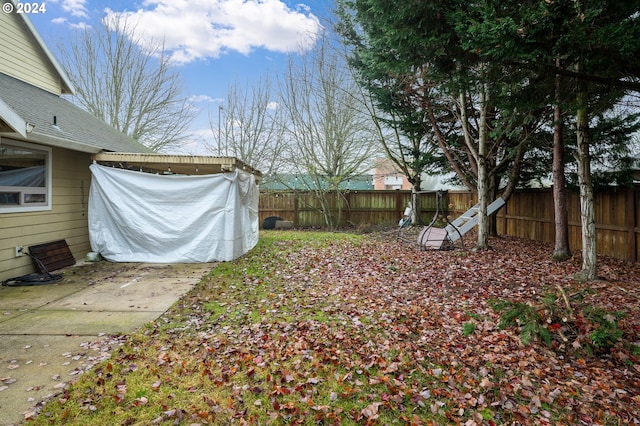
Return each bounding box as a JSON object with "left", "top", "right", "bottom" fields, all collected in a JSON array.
[{"left": 0, "top": 138, "right": 52, "bottom": 213}]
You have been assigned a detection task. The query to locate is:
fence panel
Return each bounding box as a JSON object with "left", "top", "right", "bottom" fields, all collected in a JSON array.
[
  {"left": 259, "top": 188, "right": 640, "bottom": 262},
  {"left": 450, "top": 188, "right": 639, "bottom": 262},
  {"left": 259, "top": 190, "right": 413, "bottom": 227},
  {"left": 344, "top": 191, "right": 409, "bottom": 225}
]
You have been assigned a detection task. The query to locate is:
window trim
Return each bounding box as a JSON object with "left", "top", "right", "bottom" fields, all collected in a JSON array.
[{"left": 0, "top": 138, "right": 52, "bottom": 213}]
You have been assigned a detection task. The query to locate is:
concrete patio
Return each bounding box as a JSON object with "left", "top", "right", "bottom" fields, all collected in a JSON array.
[{"left": 0, "top": 260, "right": 215, "bottom": 425}]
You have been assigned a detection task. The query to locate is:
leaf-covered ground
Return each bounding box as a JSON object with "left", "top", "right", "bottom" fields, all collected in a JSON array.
[{"left": 31, "top": 231, "right": 639, "bottom": 425}]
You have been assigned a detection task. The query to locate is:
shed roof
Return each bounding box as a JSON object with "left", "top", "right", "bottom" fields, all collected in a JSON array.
[{"left": 92, "top": 152, "right": 262, "bottom": 180}]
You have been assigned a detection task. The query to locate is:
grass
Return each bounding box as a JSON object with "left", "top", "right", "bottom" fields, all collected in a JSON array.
[
  {"left": 28, "top": 230, "right": 639, "bottom": 425},
  {"left": 35, "top": 232, "right": 430, "bottom": 425}
]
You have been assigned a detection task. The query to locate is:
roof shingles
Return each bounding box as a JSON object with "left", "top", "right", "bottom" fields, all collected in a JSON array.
[{"left": 0, "top": 73, "right": 150, "bottom": 153}]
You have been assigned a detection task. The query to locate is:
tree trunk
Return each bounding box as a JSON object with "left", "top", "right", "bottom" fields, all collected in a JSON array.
[
  {"left": 317, "top": 189, "right": 335, "bottom": 231},
  {"left": 574, "top": 78, "right": 597, "bottom": 280},
  {"left": 410, "top": 190, "right": 419, "bottom": 225},
  {"left": 476, "top": 86, "right": 490, "bottom": 250},
  {"left": 552, "top": 60, "right": 571, "bottom": 261},
  {"left": 408, "top": 174, "right": 422, "bottom": 225}
]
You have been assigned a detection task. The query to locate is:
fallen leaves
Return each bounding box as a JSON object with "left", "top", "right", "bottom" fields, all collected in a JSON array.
[
  {"left": 361, "top": 401, "right": 381, "bottom": 419},
  {"left": 25, "top": 232, "right": 640, "bottom": 425}
]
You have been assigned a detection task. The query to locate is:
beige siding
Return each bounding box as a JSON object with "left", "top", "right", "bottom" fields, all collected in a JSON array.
[
  {"left": 0, "top": 147, "right": 92, "bottom": 281},
  {"left": 0, "top": 4, "right": 63, "bottom": 95}
]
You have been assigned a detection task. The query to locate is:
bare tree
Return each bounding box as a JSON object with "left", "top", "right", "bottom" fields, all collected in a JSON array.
[
  {"left": 209, "top": 76, "right": 286, "bottom": 177},
  {"left": 279, "top": 35, "right": 378, "bottom": 229},
  {"left": 58, "top": 14, "right": 195, "bottom": 152}
]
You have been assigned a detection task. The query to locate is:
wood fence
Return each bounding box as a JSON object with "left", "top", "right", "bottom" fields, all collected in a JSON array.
[
  {"left": 491, "top": 188, "right": 639, "bottom": 263},
  {"left": 259, "top": 187, "right": 640, "bottom": 262}
]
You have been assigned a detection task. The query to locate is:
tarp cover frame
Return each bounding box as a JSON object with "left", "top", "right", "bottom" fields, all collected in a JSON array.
[
  {"left": 92, "top": 152, "right": 261, "bottom": 180},
  {"left": 88, "top": 163, "right": 259, "bottom": 263}
]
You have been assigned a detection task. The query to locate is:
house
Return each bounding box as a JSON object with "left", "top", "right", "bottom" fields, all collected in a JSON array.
[
  {"left": 372, "top": 158, "right": 412, "bottom": 190},
  {"left": 0, "top": 5, "right": 154, "bottom": 281},
  {"left": 260, "top": 173, "right": 373, "bottom": 191},
  {"left": 1, "top": 4, "right": 260, "bottom": 281}
]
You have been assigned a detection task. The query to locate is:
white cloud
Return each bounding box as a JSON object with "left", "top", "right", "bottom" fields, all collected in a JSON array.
[
  {"left": 57, "top": 0, "right": 89, "bottom": 18},
  {"left": 188, "top": 94, "right": 221, "bottom": 104},
  {"left": 51, "top": 15, "right": 90, "bottom": 29},
  {"left": 104, "top": 0, "right": 322, "bottom": 64},
  {"left": 68, "top": 22, "right": 91, "bottom": 30}
]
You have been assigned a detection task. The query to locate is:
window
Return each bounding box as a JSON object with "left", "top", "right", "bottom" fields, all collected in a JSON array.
[{"left": 0, "top": 139, "right": 51, "bottom": 213}]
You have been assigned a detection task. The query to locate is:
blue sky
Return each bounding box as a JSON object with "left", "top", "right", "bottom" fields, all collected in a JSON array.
[{"left": 28, "top": 0, "right": 330, "bottom": 154}]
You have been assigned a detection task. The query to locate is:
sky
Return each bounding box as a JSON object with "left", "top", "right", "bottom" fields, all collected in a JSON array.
[{"left": 28, "top": 0, "right": 330, "bottom": 154}]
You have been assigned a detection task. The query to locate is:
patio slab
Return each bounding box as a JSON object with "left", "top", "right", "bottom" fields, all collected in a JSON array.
[
  {"left": 0, "top": 260, "right": 214, "bottom": 426},
  {"left": 0, "top": 310, "right": 163, "bottom": 335},
  {"left": 41, "top": 277, "right": 195, "bottom": 312}
]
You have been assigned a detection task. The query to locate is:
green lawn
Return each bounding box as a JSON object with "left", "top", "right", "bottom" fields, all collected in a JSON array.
[{"left": 30, "top": 231, "right": 639, "bottom": 425}]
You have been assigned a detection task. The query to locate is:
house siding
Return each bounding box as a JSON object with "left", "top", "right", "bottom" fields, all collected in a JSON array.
[
  {"left": 0, "top": 5, "right": 63, "bottom": 95},
  {"left": 0, "top": 147, "right": 92, "bottom": 281}
]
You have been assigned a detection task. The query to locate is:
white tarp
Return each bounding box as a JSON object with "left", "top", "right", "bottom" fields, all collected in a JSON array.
[{"left": 88, "top": 163, "right": 259, "bottom": 263}]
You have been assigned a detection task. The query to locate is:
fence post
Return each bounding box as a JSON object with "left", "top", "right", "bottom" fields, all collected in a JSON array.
[
  {"left": 294, "top": 192, "right": 299, "bottom": 227},
  {"left": 626, "top": 187, "right": 637, "bottom": 262},
  {"left": 396, "top": 190, "right": 404, "bottom": 223},
  {"left": 345, "top": 191, "right": 351, "bottom": 226}
]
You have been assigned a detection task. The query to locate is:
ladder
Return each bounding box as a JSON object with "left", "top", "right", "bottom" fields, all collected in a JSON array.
[{"left": 445, "top": 197, "right": 506, "bottom": 242}]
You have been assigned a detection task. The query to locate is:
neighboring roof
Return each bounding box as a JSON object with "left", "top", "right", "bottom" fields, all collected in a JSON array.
[
  {"left": 0, "top": 73, "right": 150, "bottom": 154},
  {"left": 261, "top": 174, "right": 374, "bottom": 191},
  {"left": 93, "top": 152, "right": 262, "bottom": 179},
  {"left": 373, "top": 157, "right": 405, "bottom": 175}
]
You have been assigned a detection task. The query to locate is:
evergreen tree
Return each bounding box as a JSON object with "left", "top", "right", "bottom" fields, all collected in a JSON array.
[{"left": 338, "top": 0, "right": 640, "bottom": 275}]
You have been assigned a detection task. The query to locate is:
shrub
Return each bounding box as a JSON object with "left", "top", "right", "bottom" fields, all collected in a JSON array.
[
  {"left": 489, "top": 299, "right": 551, "bottom": 346},
  {"left": 490, "top": 286, "right": 626, "bottom": 355}
]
